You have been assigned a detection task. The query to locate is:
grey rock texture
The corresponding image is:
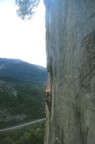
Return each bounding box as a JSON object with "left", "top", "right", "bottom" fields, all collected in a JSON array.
[{"left": 44, "top": 0, "right": 95, "bottom": 144}]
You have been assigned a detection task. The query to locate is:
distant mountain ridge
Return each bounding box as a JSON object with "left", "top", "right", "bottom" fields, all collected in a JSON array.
[
  {"left": 0, "top": 58, "right": 23, "bottom": 64},
  {"left": 0, "top": 58, "right": 47, "bottom": 85}
]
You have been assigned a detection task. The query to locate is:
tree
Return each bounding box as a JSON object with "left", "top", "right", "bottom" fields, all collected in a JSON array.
[{"left": 15, "top": 0, "right": 40, "bottom": 19}]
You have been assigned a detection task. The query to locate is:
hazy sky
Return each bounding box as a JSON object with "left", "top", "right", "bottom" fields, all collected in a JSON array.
[{"left": 0, "top": 0, "right": 46, "bottom": 67}]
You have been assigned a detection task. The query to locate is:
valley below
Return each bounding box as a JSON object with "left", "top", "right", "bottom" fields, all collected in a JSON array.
[{"left": 0, "top": 58, "right": 47, "bottom": 144}]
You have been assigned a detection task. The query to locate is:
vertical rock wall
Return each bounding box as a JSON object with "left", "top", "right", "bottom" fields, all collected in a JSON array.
[{"left": 44, "top": 0, "right": 95, "bottom": 144}]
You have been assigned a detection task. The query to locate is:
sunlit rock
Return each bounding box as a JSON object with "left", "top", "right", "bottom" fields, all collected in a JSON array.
[{"left": 44, "top": 0, "right": 95, "bottom": 144}]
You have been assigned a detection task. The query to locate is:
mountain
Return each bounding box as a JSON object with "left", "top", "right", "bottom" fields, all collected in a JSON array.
[
  {"left": 0, "top": 58, "right": 47, "bottom": 85},
  {"left": 0, "top": 58, "right": 47, "bottom": 129},
  {"left": 0, "top": 58, "right": 23, "bottom": 64}
]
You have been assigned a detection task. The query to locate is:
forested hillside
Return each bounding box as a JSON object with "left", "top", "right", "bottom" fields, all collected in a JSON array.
[{"left": 0, "top": 58, "right": 47, "bottom": 144}]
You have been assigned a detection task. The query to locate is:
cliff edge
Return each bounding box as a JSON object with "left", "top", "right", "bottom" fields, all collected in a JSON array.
[{"left": 44, "top": 0, "right": 95, "bottom": 144}]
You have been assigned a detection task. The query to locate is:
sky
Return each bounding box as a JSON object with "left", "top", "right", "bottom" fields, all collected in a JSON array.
[{"left": 0, "top": 0, "right": 46, "bottom": 67}]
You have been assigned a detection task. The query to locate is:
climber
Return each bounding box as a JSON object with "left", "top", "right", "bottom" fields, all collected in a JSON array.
[{"left": 45, "top": 89, "right": 51, "bottom": 112}]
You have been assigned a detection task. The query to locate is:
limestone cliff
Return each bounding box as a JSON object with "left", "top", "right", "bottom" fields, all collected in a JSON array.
[{"left": 44, "top": 0, "right": 95, "bottom": 144}]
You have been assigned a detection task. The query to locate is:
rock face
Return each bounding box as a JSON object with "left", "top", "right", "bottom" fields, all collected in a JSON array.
[{"left": 44, "top": 0, "right": 95, "bottom": 144}]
